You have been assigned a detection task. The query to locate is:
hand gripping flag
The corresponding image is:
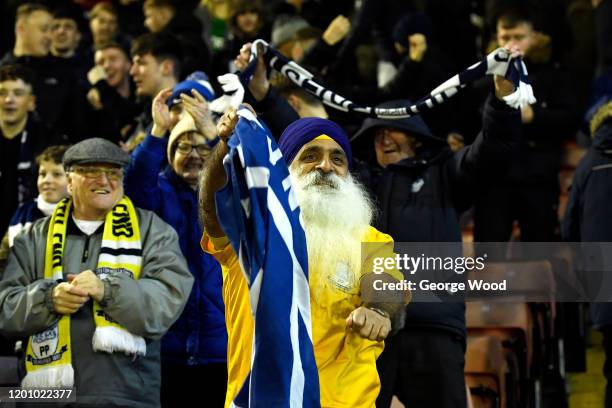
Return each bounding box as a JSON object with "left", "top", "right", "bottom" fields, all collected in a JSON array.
[{"left": 215, "top": 106, "right": 320, "bottom": 408}]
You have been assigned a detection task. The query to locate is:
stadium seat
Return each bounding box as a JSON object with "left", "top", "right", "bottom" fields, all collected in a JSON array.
[{"left": 465, "top": 335, "right": 508, "bottom": 408}]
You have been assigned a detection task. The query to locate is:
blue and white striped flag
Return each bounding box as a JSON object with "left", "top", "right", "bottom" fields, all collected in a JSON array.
[{"left": 215, "top": 107, "right": 320, "bottom": 408}]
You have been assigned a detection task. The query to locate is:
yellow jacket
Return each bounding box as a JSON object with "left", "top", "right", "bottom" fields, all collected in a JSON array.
[{"left": 201, "top": 226, "right": 403, "bottom": 408}]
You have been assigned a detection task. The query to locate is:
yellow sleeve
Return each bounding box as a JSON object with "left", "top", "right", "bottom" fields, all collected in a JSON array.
[
  {"left": 201, "top": 233, "right": 254, "bottom": 408},
  {"left": 361, "top": 226, "right": 404, "bottom": 282},
  {"left": 360, "top": 226, "right": 410, "bottom": 305}
]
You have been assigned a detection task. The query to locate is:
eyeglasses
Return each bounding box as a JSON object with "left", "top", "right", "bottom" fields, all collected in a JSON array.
[
  {"left": 70, "top": 166, "right": 123, "bottom": 181},
  {"left": 176, "top": 142, "right": 211, "bottom": 157}
]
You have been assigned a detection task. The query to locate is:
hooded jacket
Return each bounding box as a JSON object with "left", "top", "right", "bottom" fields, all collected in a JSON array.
[
  {"left": 562, "top": 120, "right": 612, "bottom": 328},
  {"left": 353, "top": 95, "right": 521, "bottom": 336},
  {"left": 124, "top": 134, "right": 227, "bottom": 365}
]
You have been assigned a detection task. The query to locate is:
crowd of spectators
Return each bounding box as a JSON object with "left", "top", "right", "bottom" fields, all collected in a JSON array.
[{"left": 0, "top": 0, "right": 611, "bottom": 407}]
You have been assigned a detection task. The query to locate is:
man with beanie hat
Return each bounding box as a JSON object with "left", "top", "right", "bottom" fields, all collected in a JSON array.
[
  {"left": 0, "top": 137, "right": 193, "bottom": 406},
  {"left": 351, "top": 75, "right": 521, "bottom": 408},
  {"left": 200, "top": 112, "right": 409, "bottom": 407},
  {"left": 124, "top": 83, "right": 228, "bottom": 407}
]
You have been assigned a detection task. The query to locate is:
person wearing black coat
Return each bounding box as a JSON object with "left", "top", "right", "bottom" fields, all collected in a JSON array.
[
  {"left": 1, "top": 52, "right": 86, "bottom": 146},
  {"left": 562, "top": 97, "right": 612, "bottom": 407},
  {"left": 351, "top": 79, "right": 521, "bottom": 408},
  {"left": 470, "top": 11, "right": 577, "bottom": 243}
]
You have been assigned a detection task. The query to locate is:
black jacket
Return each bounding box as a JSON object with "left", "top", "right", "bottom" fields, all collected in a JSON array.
[
  {"left": 163, "top": 11, "right": 211, "bottom": 76},
  {"left": 86, "top": 80, "right": 140, "bottom": 144},
  {"left": 562, "top": 120, "right": 612, "bottom": 328},
  {"left": 0, "top": 117, "right": 62, "bottom": 237},
  {"left": 461, "top": 61, "right": 576, "bottom": 183},
  {"left": 357, "top": 95, "right": 522, "bottom": 336},
  {"left": 0, "top": 53, "right": 87, "bottom": 143}
]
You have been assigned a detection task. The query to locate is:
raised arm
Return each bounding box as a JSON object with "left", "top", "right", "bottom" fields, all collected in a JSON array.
[
  {"left": 123, "top": 88, "right": 176, "bottom": 211},
  {"left": 199, "top": 107, "right": 239, "bottom": 238}
]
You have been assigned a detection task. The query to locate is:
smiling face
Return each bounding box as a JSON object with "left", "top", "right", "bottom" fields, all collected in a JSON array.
[
  {"left": 289, "top": 137, "right": 349, "bottom": 180},
  {"left": 0, "top": 79, "right": 35, "bottom": 127},
  {"left": 37, "top": 160, "right": 68, "bottom": 203},
  {"left": 171, "top": 132, "right": 209, "bottom": 187},
  {"left": 95, "top": 47, "right": 131, "bottom": 88},
  {"left": 18, "top": 10, "right": 52, "bottom": 57},
  {"left": 67, "top": 162, "right": 124, "bottom": 220},
  {"left": 130, "top": 53, "right": 165, "bottom": 97},
  {"left": 373, "top": 127, "right": 421, "bottom": 168}
]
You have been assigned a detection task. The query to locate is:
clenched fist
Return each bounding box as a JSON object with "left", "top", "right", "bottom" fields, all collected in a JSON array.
[{"left": 346, "top": 306, "right": 392, "bottom": 341}]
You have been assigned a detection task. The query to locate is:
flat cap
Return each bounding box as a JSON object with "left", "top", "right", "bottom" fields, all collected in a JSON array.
[{"left": 63, "top": 138, "right": 130, "bottom": 169}]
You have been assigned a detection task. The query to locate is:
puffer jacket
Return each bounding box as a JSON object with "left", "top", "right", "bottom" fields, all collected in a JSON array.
[{"left": 125, "top": 134, "right": 227, "bottom": 365}]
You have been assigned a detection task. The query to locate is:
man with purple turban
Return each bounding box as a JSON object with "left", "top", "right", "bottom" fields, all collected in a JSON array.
[{"left": 199, "top": 112, "right": 409, "bottom": 407}]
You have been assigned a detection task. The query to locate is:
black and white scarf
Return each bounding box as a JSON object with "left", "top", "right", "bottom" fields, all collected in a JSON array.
[{"left": 238, "top": 39, "right": 535, "bottom": 118}]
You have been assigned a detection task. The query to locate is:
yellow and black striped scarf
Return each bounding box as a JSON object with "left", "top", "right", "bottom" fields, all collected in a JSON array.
[{"left": 22, "top": 196, "right": 144, "bottom": 388}]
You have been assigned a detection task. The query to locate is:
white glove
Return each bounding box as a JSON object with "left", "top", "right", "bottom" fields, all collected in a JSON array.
[{"left": 209, "top": 73, "right": 245, "bottom": 115}]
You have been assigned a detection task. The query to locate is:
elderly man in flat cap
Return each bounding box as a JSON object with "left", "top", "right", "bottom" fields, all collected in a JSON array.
[
  {"left": 200, "top": 113, "right": 409, "bottom": 408},
  {"left": 0, "top": 138, "right": 193, "bottom": 407}
]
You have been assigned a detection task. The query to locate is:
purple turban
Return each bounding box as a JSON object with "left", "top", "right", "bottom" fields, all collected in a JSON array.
[{"left": 279, "top": 117, "right": 353, "bottom": 169}]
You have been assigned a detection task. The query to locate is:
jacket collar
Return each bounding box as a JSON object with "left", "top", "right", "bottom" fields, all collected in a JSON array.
[{"left": 592, "top": 122, "right": 612, "bottom": 153}]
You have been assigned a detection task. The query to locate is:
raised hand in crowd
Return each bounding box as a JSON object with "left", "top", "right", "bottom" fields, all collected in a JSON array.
[
  {"left": 234, "top": 42, "right": 269, "bottom": 101},
  {"left": 86, "top": 65, "right": 108, "bottom": 111},
  {"left": 408, "top": 33, "right": 427, "bottom": 62},
  {"left": 180, "top": 89, "right": 217, "bottom": 141},
  {"left": 216, "top": 106, "right": 239, "bottom": 143},
  {"left": 322, "top": 15, "right": 351, "bottom": 46},
  {"left": 493, "top": 44, "right": 522, "bottom": 100},
  {"left": 150, "top": 88, "right": 176, "bottom": 137}
]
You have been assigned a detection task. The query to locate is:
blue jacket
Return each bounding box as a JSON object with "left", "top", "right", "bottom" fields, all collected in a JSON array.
[{"left": 125, "top": 134, "right": 227, "bottom": 365}]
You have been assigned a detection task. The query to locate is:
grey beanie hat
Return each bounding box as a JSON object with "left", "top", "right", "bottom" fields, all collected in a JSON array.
[
  {"left": 271, "top": 14, "right": 310, "bottom": 46},
  {"left": 63, "top": 138, "right": 130, "bottom": 169}
]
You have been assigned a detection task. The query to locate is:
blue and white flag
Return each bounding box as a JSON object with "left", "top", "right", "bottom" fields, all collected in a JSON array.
[{"left": 216, "top": 107, "right": 320, "bottom": 408}]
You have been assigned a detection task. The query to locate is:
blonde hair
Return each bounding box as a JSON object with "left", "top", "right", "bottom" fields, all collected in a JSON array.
[
  {"left": 16, "top": 3, "right": 49, "bottom": 23},
  {"left": 90, "top": 3, "right": 118, "bottom": 20}
]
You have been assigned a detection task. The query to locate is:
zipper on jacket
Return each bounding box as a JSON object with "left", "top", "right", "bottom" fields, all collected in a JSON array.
[{"left": 82, "top": 235, "right": 90, "bottom": 263}]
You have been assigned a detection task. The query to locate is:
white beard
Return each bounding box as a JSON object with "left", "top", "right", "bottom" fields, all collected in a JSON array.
[{"left": 290, "top": 170, "right": 375, "bottom": 302}]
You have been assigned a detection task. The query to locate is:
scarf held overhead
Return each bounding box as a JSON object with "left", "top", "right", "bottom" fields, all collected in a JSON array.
[
  {"left": 239, "top": 39, "right": 536, "bottom": 118},
  {"left": 22, "top": 196, "right": 145, "bottom": 389}
]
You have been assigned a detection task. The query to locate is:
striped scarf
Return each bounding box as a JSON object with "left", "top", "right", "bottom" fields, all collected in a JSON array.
[
  {"left": 22, "top": 196, "right": 145, "bottom": 388},
  {"left": 239, "top": 39, "right": 536, "bottom": 117}
]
